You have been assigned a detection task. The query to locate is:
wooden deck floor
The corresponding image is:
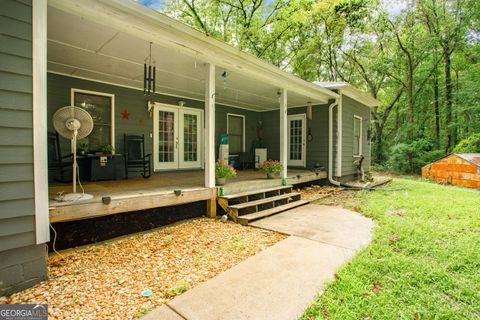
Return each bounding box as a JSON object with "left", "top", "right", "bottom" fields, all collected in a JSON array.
[{"left": 49, "top": 169, "right": 326, "bottom": 223}]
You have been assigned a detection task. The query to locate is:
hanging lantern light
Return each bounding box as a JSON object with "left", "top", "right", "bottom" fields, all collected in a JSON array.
[{"left": 144, "top": 42, "right": 156, "bottom": 96}]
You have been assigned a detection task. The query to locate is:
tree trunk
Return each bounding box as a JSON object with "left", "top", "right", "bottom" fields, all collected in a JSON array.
[
  {"left": 433, "top": 49, "right": 440, "bottom": 149},
  {"left": 444, "top": 46, "right": 453, "bottom": 152}
]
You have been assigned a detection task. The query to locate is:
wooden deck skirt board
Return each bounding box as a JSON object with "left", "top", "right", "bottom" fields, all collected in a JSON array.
[{"left": 49, "top": 187, "right": 216, "bottom": 223}]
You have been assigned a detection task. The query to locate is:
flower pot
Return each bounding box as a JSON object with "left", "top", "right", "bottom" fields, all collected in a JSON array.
[
  {"left": 216, "top": 177, "right": 227, "bottom": 186},
  {"left": 267, "top": 172, "right": 279, "bottom": 179}
]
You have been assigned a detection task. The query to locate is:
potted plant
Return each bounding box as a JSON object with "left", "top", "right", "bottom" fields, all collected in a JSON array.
[
  {"left": 100, "top": 144, "right": 114, "bottom": 155},
  {"left": 215, "top": 160, "right": 237, "bottom": 186},
  {"left": 259, "top": 160, "right": 283, "bottom": 179}
]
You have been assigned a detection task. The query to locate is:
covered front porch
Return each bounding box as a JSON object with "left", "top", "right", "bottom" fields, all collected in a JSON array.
[
  {"left": 49, "top": 169, "right": 326, "bottom": 223},
  {"left": 46, "top": 0, "right": 336, "bottom": 223}
]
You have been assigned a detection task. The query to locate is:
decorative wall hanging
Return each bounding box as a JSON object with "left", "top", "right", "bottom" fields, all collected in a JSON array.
[
  {"left": 222, "top": 70, "right": 228, "bottom": 90},
  {"left": 307, "top": 128, "right": 313, "bottom": 141},
  {"left": 144, "top": 42, "right": 156, "bottom": 96},
  {"left": 121, "top": 110, "right": 130, "bottom": 120}
]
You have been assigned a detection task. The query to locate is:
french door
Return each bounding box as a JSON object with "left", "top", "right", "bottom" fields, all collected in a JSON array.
[
  {"left": 153, "top": 104, "right": 203, "bottom": 171},
  {"left": 288, "top": 114, "right": 306, "bottom": 167}
]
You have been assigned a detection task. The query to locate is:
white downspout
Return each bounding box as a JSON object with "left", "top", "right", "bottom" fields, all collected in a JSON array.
[{"left": 328, "top": 99, "right": 341, "bottom": 186}]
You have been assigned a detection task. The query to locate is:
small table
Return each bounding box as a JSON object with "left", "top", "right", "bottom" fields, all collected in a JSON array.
[{"left": 79, "top": 154, "right": 126, "bottom": 181}]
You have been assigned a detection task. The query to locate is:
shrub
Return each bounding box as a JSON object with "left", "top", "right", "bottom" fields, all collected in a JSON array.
[
  {"left": 386, "top": 138, "right": 441, "bottom": 173},
  {"left": 259, "top": 160, "right": 283, "bottom": 174},
  {"left": 215, "top": 160, "right": 237, "bottom": 178},
  {"left": 453, "top": 133, "right": 480, "bottom": 153}
]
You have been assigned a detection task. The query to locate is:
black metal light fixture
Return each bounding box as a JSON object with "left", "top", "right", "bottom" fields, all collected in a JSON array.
[{"left": 144, "top": 42, "right": 156, "bottom": 96}]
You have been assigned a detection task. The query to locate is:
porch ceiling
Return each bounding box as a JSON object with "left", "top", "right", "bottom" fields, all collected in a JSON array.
[{"left": 47, "top": 3, "right": 336, "bottom": 111}]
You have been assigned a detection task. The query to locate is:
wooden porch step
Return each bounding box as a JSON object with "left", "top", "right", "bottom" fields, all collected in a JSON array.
[
  {"left": 219, "top": 185, "right": 293, "bottom": 200},
  {"left": 237, "top": 200, "right": 309, "bottom": 225},
  {"left": 228, "top": 192, "right": 301, "bottom": 210}
]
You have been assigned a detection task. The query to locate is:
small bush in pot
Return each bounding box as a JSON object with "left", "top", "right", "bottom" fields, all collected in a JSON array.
[
  {"left": 215, "top": 160, "right": 237, "bottom": 185},
  {"left": 259, "top": 160, "right": 283, "bottom": 178}
]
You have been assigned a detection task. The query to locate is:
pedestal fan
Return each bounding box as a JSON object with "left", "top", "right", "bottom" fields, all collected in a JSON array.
[{"left": 52, "top": 106, "right": 94, "bottom": 201}]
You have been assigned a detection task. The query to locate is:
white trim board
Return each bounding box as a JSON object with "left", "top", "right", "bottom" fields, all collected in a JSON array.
[
  {"left": 70, "top": 88, "right": 116, "bottom": 151},
  {"left": 226, "top": 113, "right": 246, "bottom": 152},
  {"left": 353, "top": 115, "right": 363, "bottom": 157},
  {"left": 287, "top": 113, "right": 307, "bottom": 168},
  {"left": 33, "top": 0, "right": 50, "bottom": 244}
]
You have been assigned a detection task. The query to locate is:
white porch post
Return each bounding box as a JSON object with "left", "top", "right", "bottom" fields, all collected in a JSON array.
[
  {"left": 279, "top": 88, "right": 288, "bottom": 179},
  {"left": 205, "top": 63, "right": 216, "bottom": 188}
]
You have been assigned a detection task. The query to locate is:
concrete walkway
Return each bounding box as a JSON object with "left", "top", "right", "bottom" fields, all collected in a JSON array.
[{"left": 142, "top": 204, "right": 374, "bottom": 320}]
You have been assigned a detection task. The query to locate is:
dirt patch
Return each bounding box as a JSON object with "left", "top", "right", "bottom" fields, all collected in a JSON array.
[
  {"left": 297, "top": 185, "right": 360, "bottom": 209},
  {"left": 2, "top": 218, "right": 286, "bottom": 320}
]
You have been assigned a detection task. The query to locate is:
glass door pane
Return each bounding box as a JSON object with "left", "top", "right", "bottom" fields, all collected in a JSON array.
[
  {"left": 288, "top": 115, "right": 306, "bottom": 167},
  {"left": 179, "top": 110, "right": 202, "bottom": 168},
  {"left": 154, "top": 106, "right": 178, "bottom": 170}
]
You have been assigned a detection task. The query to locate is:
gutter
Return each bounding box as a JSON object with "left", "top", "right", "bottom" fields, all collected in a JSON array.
[{"left": 328, "top": 99, "right": 341, "bottom": 186}]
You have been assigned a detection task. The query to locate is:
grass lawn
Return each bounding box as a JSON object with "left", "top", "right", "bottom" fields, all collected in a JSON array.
[{"left": 303, "top": 177, "right": 480, "bottom": 320}]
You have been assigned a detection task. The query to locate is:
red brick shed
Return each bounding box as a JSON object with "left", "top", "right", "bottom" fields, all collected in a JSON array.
[{"left": 422, "top": 153, "right": 480, "bottom": 189}]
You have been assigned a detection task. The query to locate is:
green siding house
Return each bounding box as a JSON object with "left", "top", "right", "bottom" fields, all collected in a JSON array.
[{"left": 0, "top": 0, "right": 379, "bottom": 295}]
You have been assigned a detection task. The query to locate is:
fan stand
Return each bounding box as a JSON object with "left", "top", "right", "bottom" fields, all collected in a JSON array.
[{"left": 55, "top": 127, "right": 93, "bottom": 202}]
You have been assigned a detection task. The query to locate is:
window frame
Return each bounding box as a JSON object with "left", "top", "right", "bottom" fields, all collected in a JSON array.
[
  {"left": 226, "top": 113, "right": 245, "bottom": 153},
  {"left": 353, "top": 115, "right": 362, "bottom": 157},
  {"left": 70, "top": 88, "right": 115, "bottom": 150}
]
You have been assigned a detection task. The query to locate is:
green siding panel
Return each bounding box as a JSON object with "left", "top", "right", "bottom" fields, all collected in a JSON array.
[
  {"left": 0, "top": 0, "right": 35, "bottom": 253},
  {"left": 0, "top": 0, "right": 32, "bottom": 24},
  {"left": 0, "top": 146, "right": 33, "bottom": 164},
  {"left": 0, "top": 231, "right": 36, "bottom": 252},
  {"left": 0, "top": 127, "right": 32, "bottom": 146},
  {"left": 341, "top": 95, "right": 371, "bottom": 176},
  {"left": 0, "top": 34, "right": 32, "bottom": 58},
  {"left": 0, "top": 52, "right": 32, "bottom": 76},
  {"left": 0, "top": 198, "right": 35, "bottom": 220},
  {"left": 0, "top": 71, "right": 32, "bottom": 93},
  {"left": 48, "top": 73, "right": 263, "bottom": 163},
  {"left": 0, "top": 215, "right": 34, "bottom": 237},
  {"left": 0, "top": 109, "right": 32, "bottom": 128},
  {"left": 0, "top": 181, "right": 33, "bottom": 201},
  {"left": 0, "top": 90, "right": 32, "bottom": 110},
  {"left": 0, "top": 164, "right": 34, "bottom": 182},
  {"left": 0, "top": 15, "right": 32, "bottom": 40}
]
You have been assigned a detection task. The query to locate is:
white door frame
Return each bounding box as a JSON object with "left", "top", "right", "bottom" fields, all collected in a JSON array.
[
  {"left": 287, "top": 113, "right": 307, "bottom": 167},
  {"left": 226, "top": 113, "right": 245, "bottom": 152},
  {"left": 179, "top": 108, "right": 203, "bottom": 169},
  {"left": 153, "top": 102, "right": 204, "bottom": 171}
]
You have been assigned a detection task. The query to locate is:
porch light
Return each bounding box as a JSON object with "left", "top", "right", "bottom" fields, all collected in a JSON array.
[{"left": 143, "top": 42, "right": 156, "bottom": 96}]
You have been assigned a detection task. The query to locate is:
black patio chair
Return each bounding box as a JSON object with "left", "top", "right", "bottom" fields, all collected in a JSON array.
[
  {"left": 237, "top": 151, "right": 256, "bottom": 170},
  {"left": 48, "top": 131, "right": 73, "bottom": 182},
  {"left": 124, "top": 134, "right": 151, "bottom": 179}
]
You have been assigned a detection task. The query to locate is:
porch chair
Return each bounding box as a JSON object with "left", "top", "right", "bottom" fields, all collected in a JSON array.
[
  {"left": 48, "top": 131, "right": 73, "bottom": 182},
  {"left": 124, "top": 134, "right": 151, "bottom": 179},
  {"left": 237, "top": 151, "right": 256, "bottom": 170}
]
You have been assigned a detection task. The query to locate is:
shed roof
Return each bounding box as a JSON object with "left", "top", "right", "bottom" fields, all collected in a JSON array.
[
  {"left": 314, "top": 82, "right": 380, "bottom": 108},
  {"left": 456, "top": 153, "right": 480, "bottom": 167},
  {"left": 423, "top": 153, "right": 480, "bottom": 169}
]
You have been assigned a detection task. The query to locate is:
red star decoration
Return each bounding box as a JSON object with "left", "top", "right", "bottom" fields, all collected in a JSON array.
[
  {"left": 121, "top": 110, "right": 130, "bottom": 120},
  {"left": 138, "top": 119, "right": 144, "bottom": 125}
]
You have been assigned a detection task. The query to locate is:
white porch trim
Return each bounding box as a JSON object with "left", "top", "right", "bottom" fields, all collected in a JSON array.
[
  {"left": 33, "top": 0, "right": 50, "bottom": 244},
  {"left": 205, "top": 63, "right": 216, "bottom": 188},
  {"left": 279, "top": 88, "right": 288, "bottom": 179}
]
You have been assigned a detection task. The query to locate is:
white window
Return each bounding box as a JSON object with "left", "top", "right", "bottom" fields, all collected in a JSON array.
[
  {"left": 71, "top": 89, "right": 115, "bottom": 152},
  {"left": 353, "top": 115, "right": 362, "bottom": 156}
]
